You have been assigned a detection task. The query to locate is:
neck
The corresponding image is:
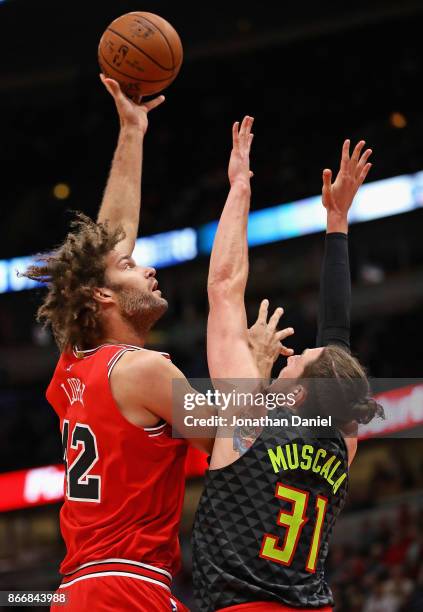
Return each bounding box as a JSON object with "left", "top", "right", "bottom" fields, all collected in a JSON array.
[{"left": 100, "top": 319, "right": 148, "bottom": 348}]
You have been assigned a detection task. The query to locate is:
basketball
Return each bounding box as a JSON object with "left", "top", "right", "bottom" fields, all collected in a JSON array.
[{"left": 98, "top": 12, "right": 183, "bottom": 98}]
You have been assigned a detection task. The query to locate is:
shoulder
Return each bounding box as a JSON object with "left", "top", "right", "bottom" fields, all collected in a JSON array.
[
  {"left": 109, "top": 349, "right": 179, "bottom": 417},
  {"left": 113, "top": 349, "right": 175, "bottom": 381}
]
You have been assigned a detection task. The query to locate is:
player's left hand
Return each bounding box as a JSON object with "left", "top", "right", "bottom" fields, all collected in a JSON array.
[
  {"left": 228, "top": 115, "right": 254, "bottom": 187},
  {"left": 248, "top": 299, "right": 294, "bottom": 380},
  {"left": 100, "top": 73, "right": 165, "bottom": 134},
  {"left": 322, "top": 139, "right": 373, "bottom": 216}
]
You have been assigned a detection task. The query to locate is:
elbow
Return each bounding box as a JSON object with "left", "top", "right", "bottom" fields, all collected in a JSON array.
[
  {"left": 208, "top": 267, "right": 233, "bottom": 295},
  {"left": 207, "top": 273, "right": 244, "bottom": 302}
]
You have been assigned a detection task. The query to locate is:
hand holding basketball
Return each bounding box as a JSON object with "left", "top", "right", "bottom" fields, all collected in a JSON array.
[
  {"left": 98, "top": 12, "right": 183, "bottom": 98},
  {"left": 100, "top": 74, "right": 165, "bottom": 134},
  {"left": 228, "top": 116, "right": 255, "bottom": 187},
  {"left": 322, "top": 139, "right": 373, "bottom": 216}
]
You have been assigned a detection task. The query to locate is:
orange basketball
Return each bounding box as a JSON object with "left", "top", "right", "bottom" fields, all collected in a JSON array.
[{"left": 98, "top": 12, "right": 183, "bottom": 98}]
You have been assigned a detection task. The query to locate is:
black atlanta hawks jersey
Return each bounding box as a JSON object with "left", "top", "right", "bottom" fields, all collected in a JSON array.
[{"left": 192, "top": 409, "right": 349, "bottom": 611}]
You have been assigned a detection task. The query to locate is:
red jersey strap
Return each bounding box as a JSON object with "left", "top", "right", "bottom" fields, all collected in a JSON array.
[
  {"left": 60, "top": 559, "right": 172, "bottom": 591},
  {"left": 107, "top": 346, "right": 138, "bottom": 379},
  {"left": 46, "top": 343, "right": 171, "bottom": 421},
  {"left": 73, "top": 343, "right": 171, "bottom": 361}
]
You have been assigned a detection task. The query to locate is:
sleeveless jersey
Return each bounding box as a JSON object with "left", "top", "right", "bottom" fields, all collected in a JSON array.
[
  {"left": 46, "top": 343, "right": 188, "bottom": 588},
  {"left": 192, "top": 406, "right": 349, "bottom": 611}
]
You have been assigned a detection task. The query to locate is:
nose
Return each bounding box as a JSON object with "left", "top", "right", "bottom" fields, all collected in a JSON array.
[{"left": 144, "top": 267, "right": 156, "bottom": 278}]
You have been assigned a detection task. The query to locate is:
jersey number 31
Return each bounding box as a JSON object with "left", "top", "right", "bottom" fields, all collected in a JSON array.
[{"left": 259, "top": 481, "right": 328, "bottom": 573}]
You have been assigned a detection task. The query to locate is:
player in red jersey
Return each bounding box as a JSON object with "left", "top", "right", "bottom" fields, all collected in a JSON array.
[{"left": 23, "top": 77, "right": 291, "bottom": 612}]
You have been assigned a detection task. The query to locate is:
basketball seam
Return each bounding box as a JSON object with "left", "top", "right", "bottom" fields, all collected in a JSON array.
[
  {"left": 132, "top": 13, "right": 177, "bottom": 70},
  {"left": 108, "top": 27, "right": 175, "bottom": 72},
  {"left": 99, "top": 49, "right": 176, "bottom": 83}
]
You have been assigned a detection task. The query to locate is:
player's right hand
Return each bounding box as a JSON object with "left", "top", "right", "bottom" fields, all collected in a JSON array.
[
  {"left": 322, "top": 139, "right": 373, "bottom": 216},
  {"left": 100, "top": 73, "right": 165, "bottom": 135},
  {"left": 248, "top": 299, "right": 295, "bottom": 380},
  {"left": 228, "top": 115, "right": 254, "bottom": 187}
]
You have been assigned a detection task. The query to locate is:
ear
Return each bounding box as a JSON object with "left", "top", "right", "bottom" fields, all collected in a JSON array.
[
  {"left": 93, "top": 286, "right": 115, "bottom": 305},
  {"left": 292, "top": 384, "right": 307, "bottom": 408}
]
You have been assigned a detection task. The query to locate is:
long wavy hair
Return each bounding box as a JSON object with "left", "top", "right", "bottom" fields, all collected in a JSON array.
[
  {"left": 301, "top": 345, "right": 385, "bottom": 425},
  {"left": 22, "top": 213, "right": 125, "bottom": 352}
]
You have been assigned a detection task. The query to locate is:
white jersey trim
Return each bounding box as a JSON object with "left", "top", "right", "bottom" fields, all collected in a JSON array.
[
  {"left": 63, "top": 558, "right": 172, "bottom": 580},
  {"left": 59, "top": 571, "right": 170, "bottom": 591},
  {"left": 144, "top": 422, "right": 166, "bottom": 432},
  {"left": 73, "top": 343, "right": 170, "bottom": 360},
  {"left": 107, "top": 348, "right": 137, "bottom": 378},
  {"left": 107, "top": 350, "right": 170, "bottom": 434}
]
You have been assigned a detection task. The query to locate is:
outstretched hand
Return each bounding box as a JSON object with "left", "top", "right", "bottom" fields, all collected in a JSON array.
[
  {"left": 100, "top": 74, "right": 165, "bottom": 134},
  {"left": 322, "top": 139, "right": 372, "bottom": 217},
  {"left": 248, "top": 299, "right": 295, "bottom": 381},
  {"left": 228, "top": 115, "right": 254, "bottom": 187}
]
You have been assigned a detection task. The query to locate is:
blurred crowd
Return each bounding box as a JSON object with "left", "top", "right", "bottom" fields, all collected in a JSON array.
[{"left": 328, "top": 504, "right": 423, "bottom": 612}]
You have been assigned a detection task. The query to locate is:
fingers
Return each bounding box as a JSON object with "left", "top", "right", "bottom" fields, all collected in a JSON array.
[
  {"left": 256, "top": 299, "right": 269, "bottom": 325},
  {"left": 268, "top": 306, "right": 284, "bottom": 332},
  {"left": 143, "top": 94, "right": 165, "bottom": 112},
  {"left": 355, "top": 147, "right": 373, "bottom": 178},
  {"left": 276, "top": 327, "right": 295, "bottom": 341},
  {"left": 351, "top": 140, "right": 366, "bottom": 166},
  {"left": 340, "top": 139, "right": 350, "bottom": 172},
  {"left": 322, "top": 168, "right": 332, "bottom": 189},
  {"left": 359, "top": 162, "right": 372, "bottom": 183},
  {"left": 340, "top": 138, "right": 373, "bottom": 185},
  {"left": 232, "top": 121, "right": 240, "bottom": 148},
  {"left": 322, "top": 169, "right": 332, "bottom": 208},
  {"left": 235, "top": 116, "right": 254, "bottom": 149},
  {"left": 100, "top": 73, "right": 122, "bottom": 98},
  {"left": 277, "top": 326, "right": 295, "bottom": 357},
  {"left": 239, "top": 115, "right": 253, "bottom": 137}
]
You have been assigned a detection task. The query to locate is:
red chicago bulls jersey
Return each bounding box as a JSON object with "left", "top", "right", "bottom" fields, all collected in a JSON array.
[{"left": 46, "top": 343, "right": 188, "bottom": 589}]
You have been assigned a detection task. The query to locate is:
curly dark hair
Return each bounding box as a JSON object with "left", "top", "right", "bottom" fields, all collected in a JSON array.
[{"left": 22, "top": 213, "right": 125, "bottom": 352}]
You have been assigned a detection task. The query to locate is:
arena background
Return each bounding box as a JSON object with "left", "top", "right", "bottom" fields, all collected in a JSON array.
[{"left": 0, "top": 1, "right": 422, "bottom": 610}]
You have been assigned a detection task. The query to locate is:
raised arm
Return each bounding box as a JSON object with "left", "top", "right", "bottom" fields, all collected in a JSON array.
[
  {"left": 316, "top": 139, "right": 372, "bottom": 465},
  {"left": 317, "top": 139, "right": 372, "bottom": 350},
  {"left": 97, "top": 75, "right": 165, "bottom": 255},
  {"left": 207, "top": 116, "right": 259, "bottom": 381}
]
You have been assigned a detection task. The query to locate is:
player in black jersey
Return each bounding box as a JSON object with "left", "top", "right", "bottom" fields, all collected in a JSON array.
[{"left": 192, "top": 118, "right": 384, "bottom": 612}]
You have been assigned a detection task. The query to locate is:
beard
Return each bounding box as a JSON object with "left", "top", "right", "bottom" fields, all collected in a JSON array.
[{"left": 112, "top": 285, "right": 168, "bottom": 335}]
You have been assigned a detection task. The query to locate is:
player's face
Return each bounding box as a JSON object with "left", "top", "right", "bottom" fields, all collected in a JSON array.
[
  {"left": 104, "top": 250, "right": 168, "bottom": 323},
  {"left": 279, "top": 347, "right": 324, "bottom": 379}
]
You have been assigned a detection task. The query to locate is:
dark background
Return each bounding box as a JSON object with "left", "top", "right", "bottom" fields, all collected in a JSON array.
[{"left": 0, "top": 1, "right": 422, "bottom": 611}]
